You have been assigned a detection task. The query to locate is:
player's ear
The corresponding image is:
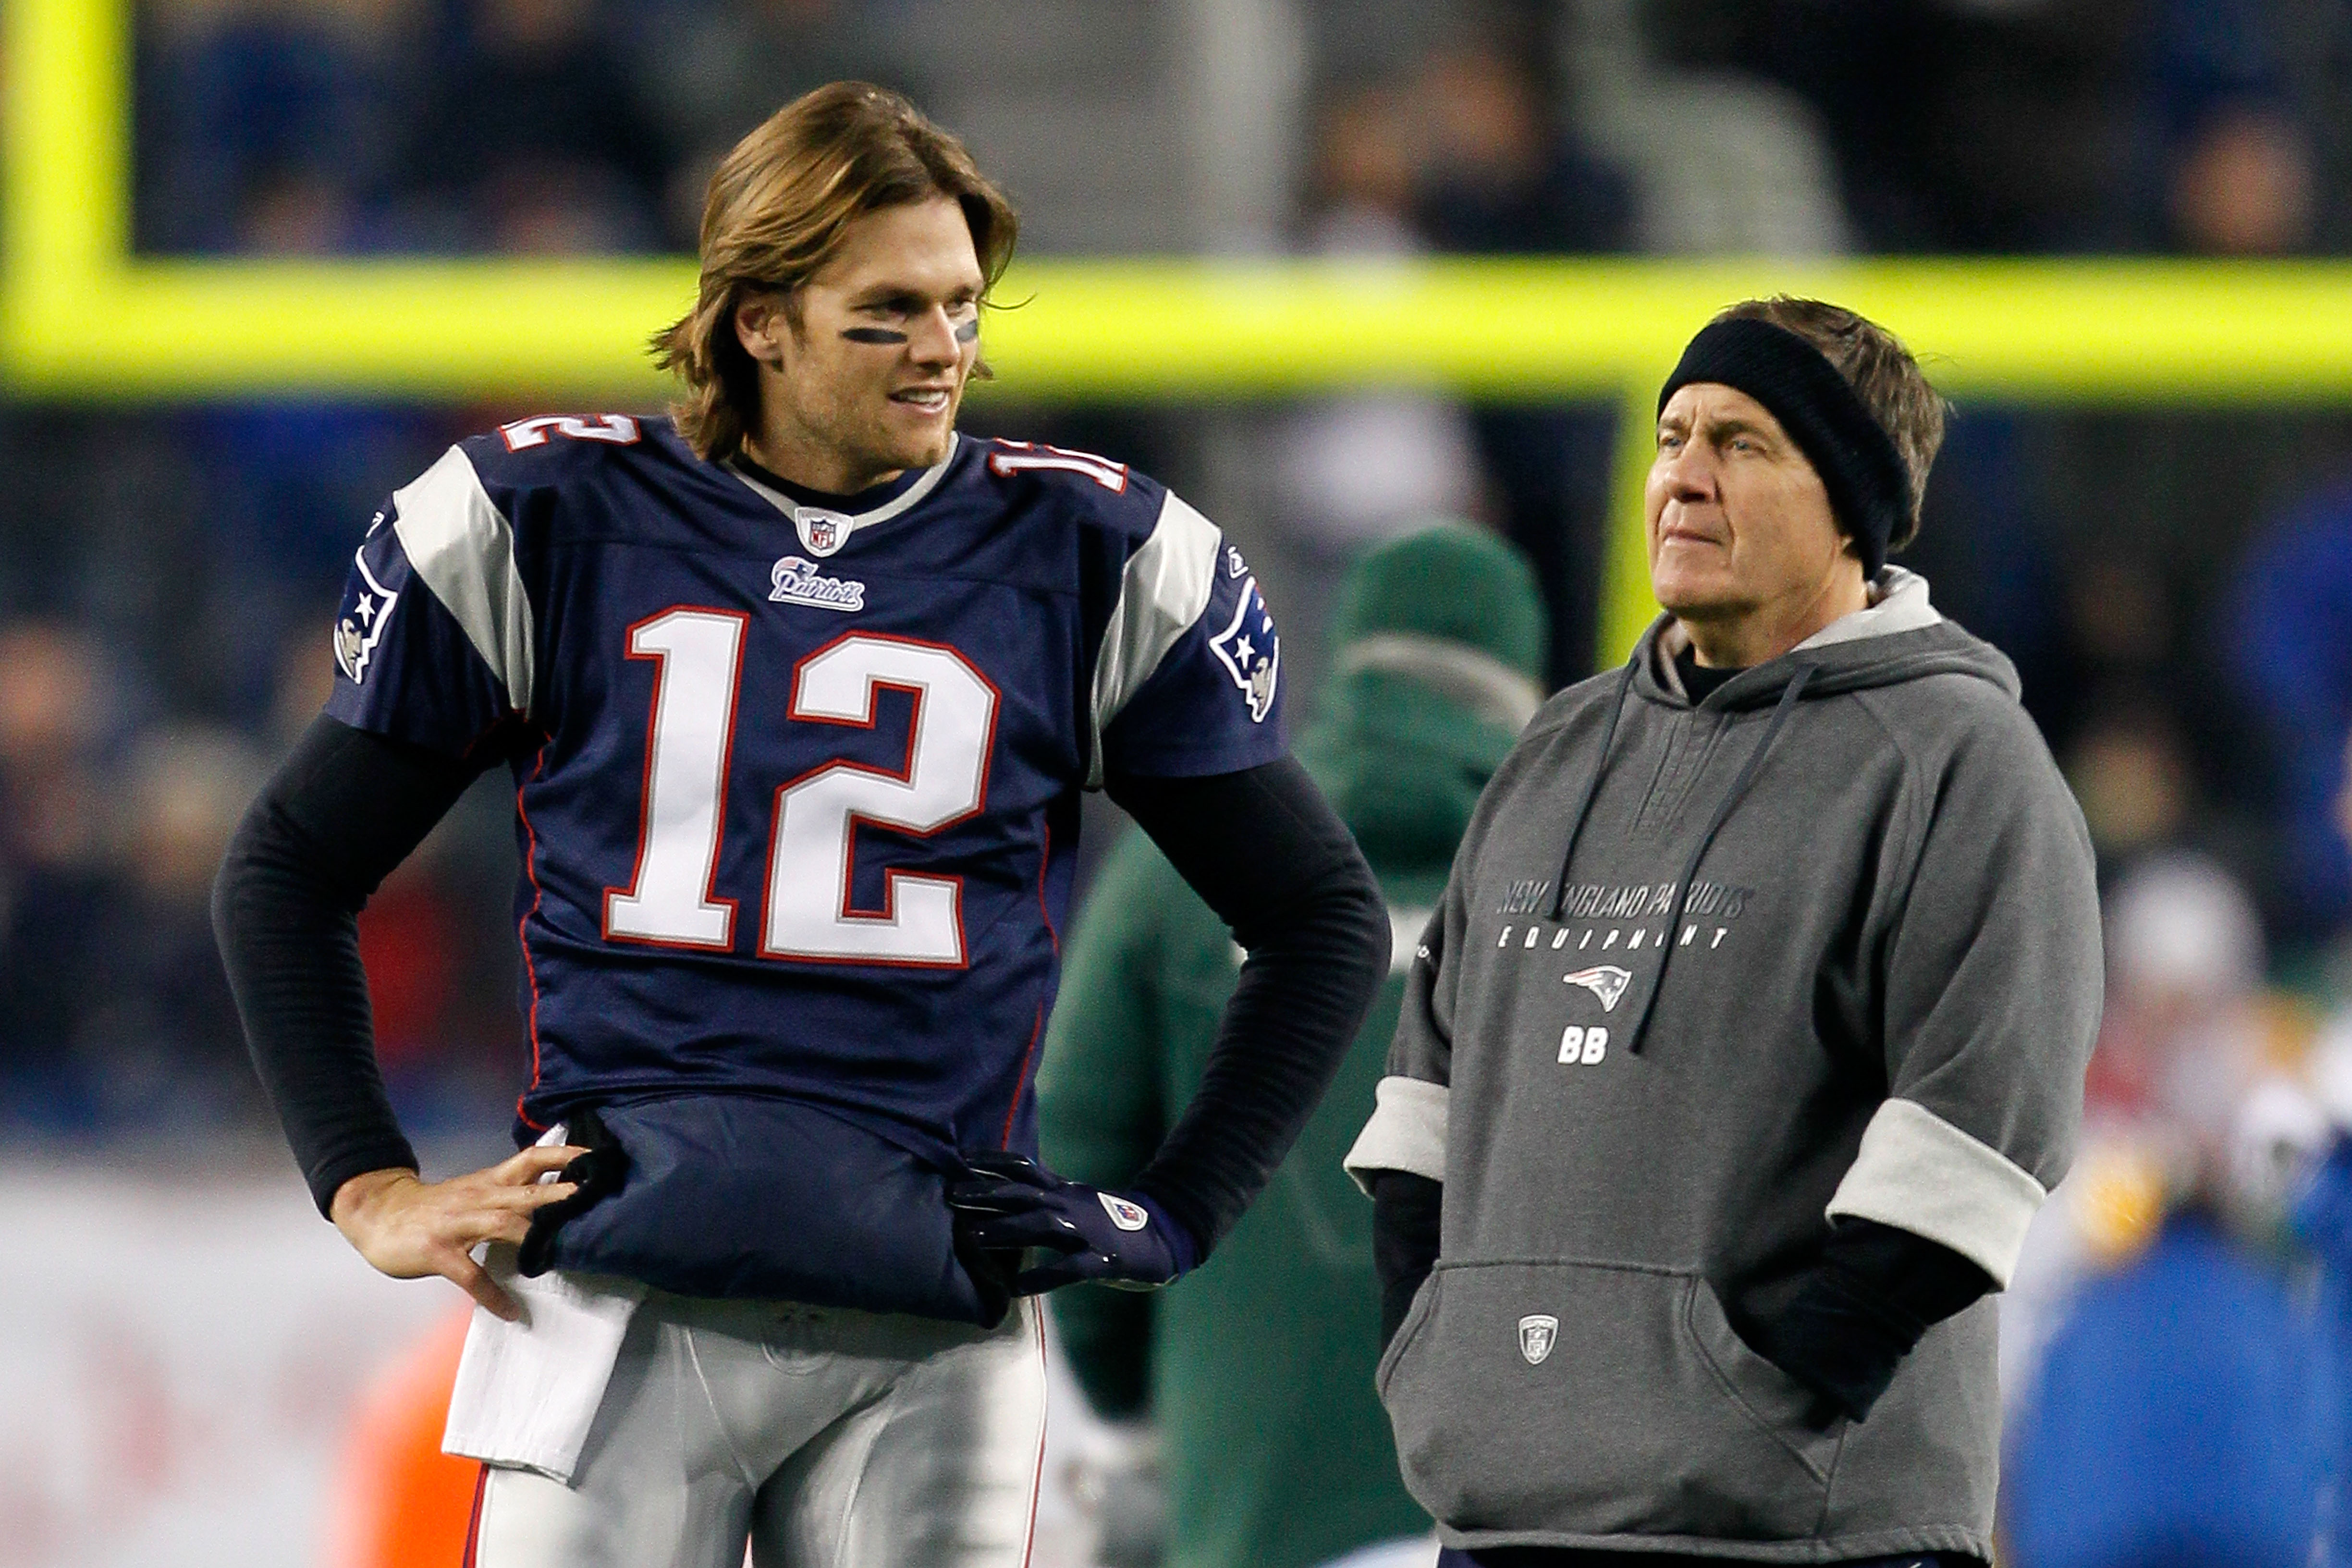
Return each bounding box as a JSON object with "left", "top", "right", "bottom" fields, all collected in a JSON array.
[{"left": 734, "top": 292, "right": 791, "bottom": 369}]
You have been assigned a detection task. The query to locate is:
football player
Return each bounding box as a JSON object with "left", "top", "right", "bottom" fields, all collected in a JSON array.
[{"left": 214, "top": 83, "right": 1388, "bottom": 1567}]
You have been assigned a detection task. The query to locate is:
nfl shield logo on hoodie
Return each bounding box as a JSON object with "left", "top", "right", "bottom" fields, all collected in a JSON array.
[{"left": 1518, "top": 1314, "right": 1558, "bottom": 1365}]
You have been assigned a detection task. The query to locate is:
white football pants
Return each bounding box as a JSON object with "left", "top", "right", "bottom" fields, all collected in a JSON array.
[{"left": 466, "top": 1291, "right": 1046, "bottom": 1568}]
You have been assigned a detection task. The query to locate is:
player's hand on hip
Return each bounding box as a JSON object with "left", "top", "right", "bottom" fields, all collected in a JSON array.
[
  {"left": 330, "top": 1146, "right": 585, "bottom": 1321},
  {"left": 946, "top": 1152, "right": 1197, "bottom": 1294}
]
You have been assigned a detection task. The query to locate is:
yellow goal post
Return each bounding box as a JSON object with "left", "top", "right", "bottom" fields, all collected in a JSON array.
[{"left": 14, "top": 0, "right": 2352, "bottom": 659}]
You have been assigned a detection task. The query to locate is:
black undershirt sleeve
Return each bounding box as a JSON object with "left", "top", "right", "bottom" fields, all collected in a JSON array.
[
  {"left": 1371, "top": 1169, "right": 1444, "bottom": 1350},
  {"left": 211, "top": 714, "right": 493, "bottom": 1216},
  {"left": 1105, "top": 757, "right": 1390, "bottom": 1260},
  {"left": 1728, "top": 1217, "right": 1997, "bottom": 1421}
]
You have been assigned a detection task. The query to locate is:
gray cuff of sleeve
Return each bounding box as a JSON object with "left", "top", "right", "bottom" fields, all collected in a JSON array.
[
  {"left": 1343, "top": 1075, "right": 1448, "bottom": 1194},
  {"left": 1825, "top": 1097, "right": 2048, "bottom": 1287}
]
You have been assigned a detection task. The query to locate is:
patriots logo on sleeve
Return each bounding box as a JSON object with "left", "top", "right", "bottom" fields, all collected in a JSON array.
[
  {"left": 332, "top": 544, "right": 400, "bottom": 685},
  {"left": 1209, "top": 575, "right": 1280, "bottom": 723}
]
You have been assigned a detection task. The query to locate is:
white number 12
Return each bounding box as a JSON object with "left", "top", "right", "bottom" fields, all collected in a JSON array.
[{"left": 602, "top": 622, "right": 1000, "bottom": 967}]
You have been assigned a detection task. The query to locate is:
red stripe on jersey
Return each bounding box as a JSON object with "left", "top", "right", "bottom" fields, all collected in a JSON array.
[
  {"left": 1000, "top": 1003, "right": 1045, "bottom": 1149},
  {"left": 514, "top": 741, "right": 553, "bottom": 1122}
]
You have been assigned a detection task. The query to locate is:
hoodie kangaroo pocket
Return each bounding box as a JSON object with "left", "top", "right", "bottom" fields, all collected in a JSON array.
[{"left": 1380, "top": 1260, "right": 1840, "bottom": 1541}]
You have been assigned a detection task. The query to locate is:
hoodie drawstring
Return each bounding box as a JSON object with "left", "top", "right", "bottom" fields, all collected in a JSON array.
[
  {"left": 1544, "top": 659, "right": 1639, "bottom": 922},
  {"left": 1624, "top": 664, "right": 1814, "bottom": 1054}
]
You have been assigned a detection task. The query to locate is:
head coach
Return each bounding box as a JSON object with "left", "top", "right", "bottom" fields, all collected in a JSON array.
[{"left": 1343, "top": 298, "right": 2101, "bottom": 1567}]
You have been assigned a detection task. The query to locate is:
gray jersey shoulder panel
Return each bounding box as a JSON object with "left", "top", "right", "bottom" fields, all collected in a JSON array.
[
  {"left": 392, "top": 445, "right": 537, "bottom": 715},
  {"left": 1087, "top": 490, "right": 1222, "bottom": 786}
]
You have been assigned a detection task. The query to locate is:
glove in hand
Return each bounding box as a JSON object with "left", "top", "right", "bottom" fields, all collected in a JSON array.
[{"left": 947, "top": 1152, "right": 1197, "bottom": 1294}]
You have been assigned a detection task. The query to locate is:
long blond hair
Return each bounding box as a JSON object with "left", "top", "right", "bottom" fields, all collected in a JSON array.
[{"left": 651, "top": 83, "right": 1019, "bottom": 462}]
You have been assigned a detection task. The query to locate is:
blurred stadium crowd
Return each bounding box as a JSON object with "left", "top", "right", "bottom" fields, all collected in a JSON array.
[{"left": 12, "top": 0, "right": 2352, "bottom": 1562}]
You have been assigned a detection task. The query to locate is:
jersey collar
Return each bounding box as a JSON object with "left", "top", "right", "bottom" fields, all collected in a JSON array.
[{"left": 725, "top": 434, "right": 960, "bottom": 555}]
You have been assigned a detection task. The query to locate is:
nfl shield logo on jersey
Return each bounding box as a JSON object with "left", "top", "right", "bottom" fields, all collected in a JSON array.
[
  {"left": 796, "top": 508, "right": 850, "bottom": 557},
  {"left": 1519, "top": 1314, "right": 1558, "bottom": 1365},
  {"left": 1208, "top": 576, "right": 1280, "bottom": 723},
  {"left": 1098, "top": 1192, "right": 1152, "bottom": 1232}
]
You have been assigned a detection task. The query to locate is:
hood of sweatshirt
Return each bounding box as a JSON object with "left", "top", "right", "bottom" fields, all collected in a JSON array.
[{"left": 1637, "top": 567, "right": 2017, "bottom": 710}]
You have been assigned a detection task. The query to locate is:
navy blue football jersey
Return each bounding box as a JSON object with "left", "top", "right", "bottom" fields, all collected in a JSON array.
[{"left": 326, "top": 416, "right": 1284, "bottom": 1168}]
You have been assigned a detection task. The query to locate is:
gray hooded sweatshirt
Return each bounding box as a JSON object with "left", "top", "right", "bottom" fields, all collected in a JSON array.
[{"left": 1345, "top": 570, "right": 2100, "bottom": 1563}]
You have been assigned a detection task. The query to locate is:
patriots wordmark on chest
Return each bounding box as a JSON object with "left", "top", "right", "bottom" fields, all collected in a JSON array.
[{"left": 770, "top": 556, "right": 867, "bottom": 612}]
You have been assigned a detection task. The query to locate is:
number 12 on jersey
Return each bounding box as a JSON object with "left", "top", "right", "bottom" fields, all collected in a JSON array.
[{"left": 603, "top": 614, "right": 1000, "bottom": 967}]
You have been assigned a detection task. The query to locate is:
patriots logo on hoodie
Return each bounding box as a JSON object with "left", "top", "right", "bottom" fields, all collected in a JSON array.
[{"left": 1563, "top": 965, "right": 1634, "bottom": 1012}]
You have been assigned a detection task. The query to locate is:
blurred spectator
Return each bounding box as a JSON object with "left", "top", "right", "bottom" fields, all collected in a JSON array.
[
  {"left": 1301, "top": 84, "right": 1425, "bottom": 253},
  {"left": 2004, "top": 1212, "right": 2337, "bottom": 1568},
  {"left": 2170, "top": 106, "right": 2315, "bottom": 255},
  {"left": 621, "top": 0, "right": 927, "bottom": 247},
  {"left": 0, "top": 622, "right": 126, "bottom": 1118},
  {"left": 2093, "top": 854, "right": 2273, "bottom": 1153},
  {"left": 2063, "top": 698, "right": 2195, "bottom": 871},
  {"left": 1039, "top": 527, "right": 1547, "bottom": 1568},
  {"left": 2145, "top": 0, "right": 2317, "bottom": 255},
  {"left": 1412, "top": 45, "right": 1635, "bottom": 257},
  {"left": 136, "top": 0, "right": 409, "bottom": 254},
  {"left": 398, "top": 0, "right": 673, "bottom": 253},
  {"left": 78, "top": 725, "right": 271, "bottom": 1126},
  {"left": 2226, "top": 474, "right": 2352, "bottom": 943},
  {"left": 1408, "top": 40, "right": 1633, "bottom": 684},
  {"left": 1268, "top": 85, "right": 1483, "bottom": 565},
  {"left": 2000, "top": 852, "right": 2340, "bottom": 1566},
  {"left": 1654, "top": 0, "right": 2322, "bottom": 255}
]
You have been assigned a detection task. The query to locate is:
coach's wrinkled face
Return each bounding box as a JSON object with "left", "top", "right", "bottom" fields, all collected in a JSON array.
[
  {"left": 1646, "top": 382, "right": 1854, "bottom": 649},
  {"left": 735, "top": 196, "right": 983, "bottom": 490}
]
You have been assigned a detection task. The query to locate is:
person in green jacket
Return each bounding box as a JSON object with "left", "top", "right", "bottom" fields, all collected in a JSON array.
[{"left": 1038, "top": 525, "right": 1549, "bottom": 1568}]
